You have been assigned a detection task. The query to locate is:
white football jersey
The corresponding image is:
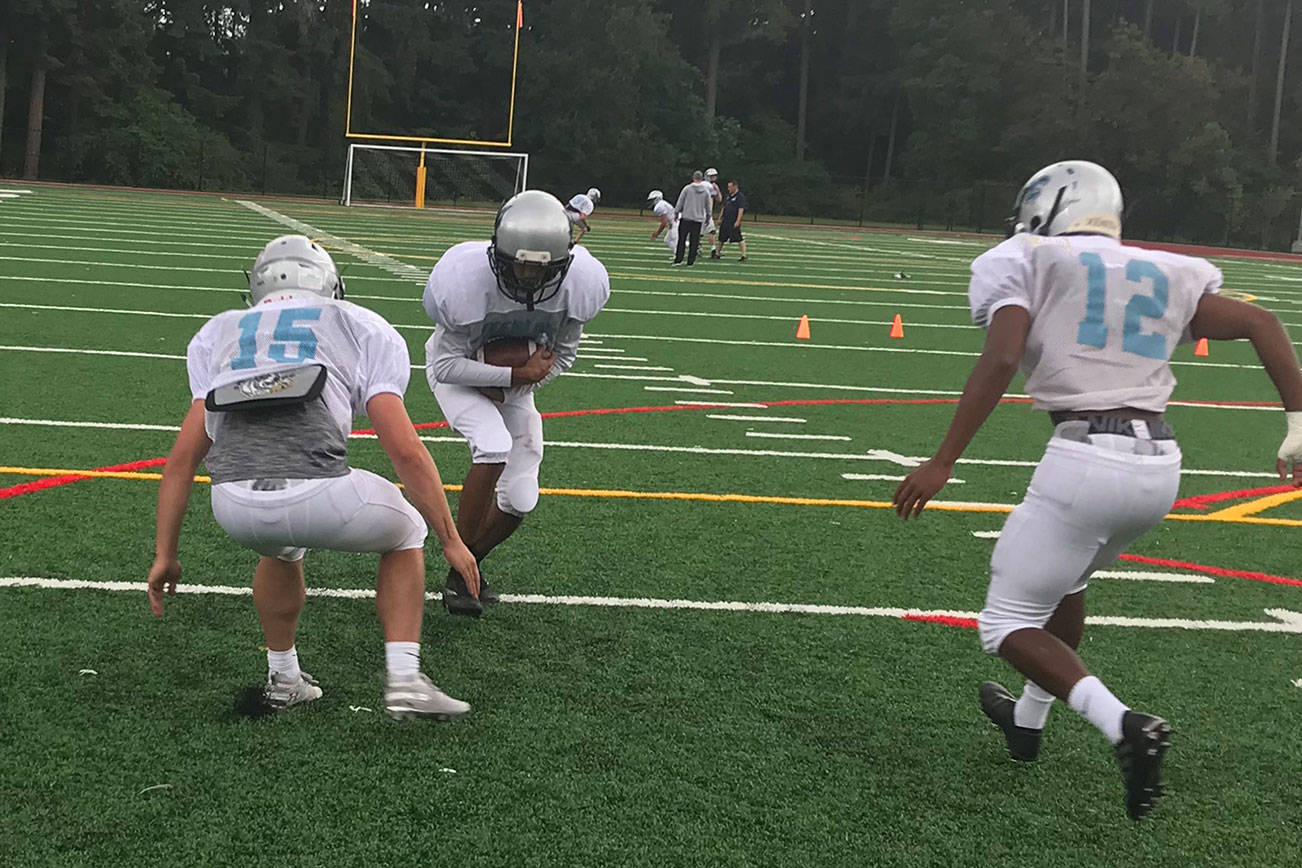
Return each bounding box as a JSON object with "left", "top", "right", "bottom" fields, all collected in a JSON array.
[
  {"left": 423, "top": 241, "right": 610, "bottom": 388},
  {"left": 188, "top": 297, "right": 411, "bottom": 439},
  {"left": 567, "top": 193, "right": 595, "bottom": 216},
  {"left": 969, "top": 233, "right": 1221, "bottom": 412},
  {"left": 653, "top": 199, "right": 676, "bottom": 223}
]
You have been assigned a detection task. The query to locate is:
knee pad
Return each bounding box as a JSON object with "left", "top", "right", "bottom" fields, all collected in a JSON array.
[
  {"left": 469, "top": 429, "right": 513, "bottom": 465},
  {"left": 497, "top": 475, "right": 539, "bottom": 517}
]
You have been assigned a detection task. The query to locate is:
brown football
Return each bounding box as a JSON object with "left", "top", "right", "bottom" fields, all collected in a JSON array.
[{"left": 479, "top": 337, "right": 534, "bottom": 367}]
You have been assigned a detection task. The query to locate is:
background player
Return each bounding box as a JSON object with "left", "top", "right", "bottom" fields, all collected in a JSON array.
[
  {"left": 701, "top": 168, "right": 722, "bottom": 250},
  {"left": 424, "top": 190, "right": 611, "bottom": 616},
  {"left": 147, "top": 235, "right": 480, "bottom": 720},
  {"left": 647, "top": 189, "right": 678, "bottom": 254},
  {"left": 891, "top": 160, "right": 1302, "bottom": 820},
  {"left": 565, "top": 187, "right": 600, "bottom": 244}
]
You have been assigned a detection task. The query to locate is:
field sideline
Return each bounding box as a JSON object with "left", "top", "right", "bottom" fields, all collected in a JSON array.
[{"left": 2, "top": 183, "right": 1301, "bottom": 866}]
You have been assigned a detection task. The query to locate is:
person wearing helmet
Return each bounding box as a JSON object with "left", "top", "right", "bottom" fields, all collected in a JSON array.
[
  {"left": 893, "top": 160, "right": 1302, "bottom": 821},
  {"left": 147, "top": 235, "right": 480, "bottom": 721},
  {"left": 423, "top": 190, "right": 611, "bottom": 617},
  {"left": 701, "top": 168, "right": 722, "bottom": 250},
  {"left": 565, "top": 187, "right": 600, "bottom": 243},
  {"left": 646, "top": 189, "right": 679, "bottom": 253}
]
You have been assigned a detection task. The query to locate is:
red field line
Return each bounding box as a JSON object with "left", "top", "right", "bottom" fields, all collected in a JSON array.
[
  {"left": 1118, "top": 553, "right": 1302, "bottom": 588},
  {"left": 903, "top": 613, "right": 979, "bottom": 630},
  {"left": 0, "top": 457, "right": 168, "bottom": 500},
  {"left": 1172, "top": 485, "right": 1295, "bottom": 510}
]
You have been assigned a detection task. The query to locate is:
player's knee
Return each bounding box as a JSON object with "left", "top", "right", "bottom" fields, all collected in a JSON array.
[
  {"left": 497, "top": 475, "right": 538, "bottom": 516},
  {"left": 469, "top": 430, "right": 513, "bottom": 464},
  {"left": 977, "top": 608, "right": 1016, "bottom": 656}
]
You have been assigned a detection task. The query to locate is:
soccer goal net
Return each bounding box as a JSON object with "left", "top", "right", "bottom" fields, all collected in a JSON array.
[{"left": 341, "top": 144, "right": 529, "bottom": 208}]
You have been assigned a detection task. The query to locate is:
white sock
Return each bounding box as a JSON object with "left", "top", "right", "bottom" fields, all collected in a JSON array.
[
  {"left": 1066, "top": 675, "right": 1128, "bottom": 744},
  {"left": 1013, "top": 681, "right": 1055, "bottom": 730},
  {"left": 267, "top": 646, "right": 301, "bottom": 681},
  {"left": 385, "top": 641, "right": 421, "bottom": 679}
]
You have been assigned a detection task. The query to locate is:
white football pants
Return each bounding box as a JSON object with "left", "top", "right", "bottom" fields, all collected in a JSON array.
[
  {"left": 433, "top": 382, "right": 544, "bottom": 517},
  {"left": 978, "top": 430, "right": 1182, "bottom": 654},
  {"left": 211, "top": 468, "right": 427, "bottom": 563},
  {"left": 663, "top": 223, "right": 679, "bottom": 254}
]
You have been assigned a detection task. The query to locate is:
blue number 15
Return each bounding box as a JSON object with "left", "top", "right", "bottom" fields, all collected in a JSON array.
[
  {"left": 1075, "top": 253, "right": 1169, "bottom": 360},
  {"left": 231, "top": 308, "right": 322, "bottom": 370}
]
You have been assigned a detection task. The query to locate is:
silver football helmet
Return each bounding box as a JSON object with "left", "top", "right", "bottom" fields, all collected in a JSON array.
[
  {"left": 646, "top": 189, "right": 664, "bottom": 203},
  {"left": 705, "top": 167, "right": 718, "bottom": 179},
  {"left": 586, "top": 187, "right": 601, "bottom": 204},
  {"left": 1008, "top": 160, "right": 1123, "bottom": 240},
  {"left": 248, "top": 235, "right": 344, "bottom": 304},
  {"left": 488, "top": 190, "right": 574, "bottom": 309}
]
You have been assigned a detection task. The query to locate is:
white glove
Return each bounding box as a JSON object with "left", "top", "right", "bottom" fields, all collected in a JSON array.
[{"left": 1277, "top": 412, "right": 1302, "bottom": 482}]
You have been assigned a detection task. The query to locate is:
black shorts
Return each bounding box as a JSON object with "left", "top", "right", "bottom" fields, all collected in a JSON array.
[{"left": 719, "top": 221, "right": 744, "bottom": 243}]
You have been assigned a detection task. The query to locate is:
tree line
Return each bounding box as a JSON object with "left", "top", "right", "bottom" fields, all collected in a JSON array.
[{"left": 1, "top": 1, "right": 1300, "bottom": 247}]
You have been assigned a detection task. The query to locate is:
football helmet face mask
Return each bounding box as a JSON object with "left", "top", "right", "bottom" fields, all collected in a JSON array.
[
  {"left": 248, "top": 235, "right": 345, "bottom": 304},
  {"left": 488, "top": 190, "right": 574, "bottom": 310},
  {"left": 1006, "top": 160, "right": 1123, "bottom": 240},
  {"left": 586, "top": 187, "right": 601, "bottom": 204}
]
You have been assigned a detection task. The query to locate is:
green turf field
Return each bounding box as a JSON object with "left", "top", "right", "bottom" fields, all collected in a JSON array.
[{"left": 2, "top": 183, "right": 1301, "bottom": 866}]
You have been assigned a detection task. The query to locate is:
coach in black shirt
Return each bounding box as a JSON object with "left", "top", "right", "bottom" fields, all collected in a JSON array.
[{"left": 712, "top": 180, "right": 749, "bottom": 261}]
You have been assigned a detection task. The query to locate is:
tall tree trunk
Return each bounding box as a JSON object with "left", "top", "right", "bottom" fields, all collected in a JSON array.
[
  {"left": 1078, "top": 0, "right": 1090, "bottom": 115},
  {"left": 883, "top": 92, "right": 900, "bottom": 181},
  {"left": 705, "top": 37, "right": 720, "bottom": 121},
  {"left": 1143, "top": 0, "right": 1154, "bottom": 38},
  {"left": 864, "top": 131, "right": 876, "bottom": 188},
  {"left": 22, "top": 62, "right": 46, "bottom": 180},
  {"left": 1249, "top": 0, "right": 1264, "bottom": 134},
  {"left": 1049, "top": 1, "right": 1057, "bottom": 39},
  {"left": 795, "top": 0, "right": 811, "bottom": 161},
  {"left": 1189, "top": 7, "right": 1200, "bottom": 57},
  {"left": 1061, "top": 0, "right": 1069, "bottom": 62},
  {"left": 1270, "top": 0, "right": 1293, "bottom": 166},
  {"left": 1172, "top": 15, "right": 1181, "bottom": 53}
]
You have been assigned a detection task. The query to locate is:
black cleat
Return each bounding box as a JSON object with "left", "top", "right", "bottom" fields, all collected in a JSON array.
[
  {"left": 1114, "top": 710, "right": 1172, "bottom": 821},
  {"left": 442, "top": 568, "right": 483, "bottom": 617},
  {"left": 475, "top": 567, "right": 499, "bottom": 606},
  {"left": 979, "top": 681, "right": 1043, "bottom": 762}
]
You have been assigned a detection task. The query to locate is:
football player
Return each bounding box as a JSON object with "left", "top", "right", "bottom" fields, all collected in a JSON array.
[
  {"left": 565, "top": 187, "right": 600, "bottom": 244},
  {"left": 423, "top": 190, "right": 611, "bottom": 616},
  {"left": 701, "top": 168, "right": 722, "bottom": 252},
  {"left": 647, "top": 189, "right": 679, "bottom": 254},
  {"left": 892, "top": 160, "right": 1302, "bottom": 820},
  {"left": 147, "top": 235, "right": 480, "bottom": 720}
]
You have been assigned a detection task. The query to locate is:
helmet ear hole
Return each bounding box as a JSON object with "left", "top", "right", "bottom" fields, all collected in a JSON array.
[{"left": 1028, "top": 216, "right": 1041, "bottom": 232}]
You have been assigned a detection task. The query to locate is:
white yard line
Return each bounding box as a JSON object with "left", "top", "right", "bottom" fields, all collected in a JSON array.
[
  {"left": 643, "top": 386, "right": 735, "bottom": 395},
  {"left": 842, "top": 472, "right": 965, "bottom": 484},
  {"left": 3, "top": 576, "right": 1299, "bottom": 635},
  {"left": 1093, "top": 570, "right": 1215, "bottom": 584},
  {"left": 970, "top": 531, "right": 1002, "bottom": 539},
  {"left": 707, "top": 414, "right": 807, "bottom": 423},
  {"left": 676, "top": 401, "right": 767, "bottom": 408},
  {"left": 745, "top": 432, "right": 851, "bottom": 441},
  {"left": 236, "top": 200, "right": 427, "bottom": 280},
  {"left": 593, "top": 364, "right": 675, "bottom": 371}
]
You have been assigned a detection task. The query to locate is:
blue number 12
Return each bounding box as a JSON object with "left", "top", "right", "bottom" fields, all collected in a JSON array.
[{"left": 1075, "top": 253, "right": 1170, "bottom": 360}]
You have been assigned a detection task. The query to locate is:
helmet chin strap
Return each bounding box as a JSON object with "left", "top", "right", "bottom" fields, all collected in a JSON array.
[{"left": 1038, "top": 186, "right": 1068, "bottom": 236}]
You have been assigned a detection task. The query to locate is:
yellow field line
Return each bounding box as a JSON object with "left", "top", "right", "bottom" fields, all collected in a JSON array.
[
  {"left": 1204, "top": 487, "right": 1302, "bottom": 520},
  {"left": 6, "top": 465, "right": 1302, "bottom": 527}
]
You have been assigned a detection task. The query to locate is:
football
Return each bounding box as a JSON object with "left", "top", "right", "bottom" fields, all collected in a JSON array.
[{"left": 477, "top": 337, "right": 535, "bottom": 367}]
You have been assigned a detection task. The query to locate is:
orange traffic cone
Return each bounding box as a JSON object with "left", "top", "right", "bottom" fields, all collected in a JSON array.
[
  {"left": 796, "top": 315, "right": 811, "bottom": 340},
  {"left": 889, "top": 314, "right": 904, "bottom": 339},
  {"left": 1194, "top": 337, "right": 1210, "bottom": 357}
]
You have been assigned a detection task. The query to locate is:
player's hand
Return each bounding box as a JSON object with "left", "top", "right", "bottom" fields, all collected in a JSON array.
[
  {"left": 513, "top": 346, "right": 555, "bottom": 384},
  {"left": 893, "top": 458, "right": 953, "bottom": 521},
  {"left": 1278, "top": 413, "right": 1302, "bottom": 487},
  {"left": 147, "top": 556, "right": 182, "bottom": 617},
  {"left": 443, "top": 539, "right": 480, "bottom": 598}
]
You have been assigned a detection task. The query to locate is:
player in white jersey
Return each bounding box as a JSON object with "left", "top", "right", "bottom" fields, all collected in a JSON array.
[
  {"left": 147, "top": 235, "right": 481, "bottom": 720},
  {"left": 892, "top": 160, "right": 1302, "bottom": 820},
  {"left": 646, "top": 189, "right": 679, "bottom": 253},
  {"left": 566, "top": 187, "right": 600, "bottom": 243},
  {"left": 424, "top": 190, "right": 611, "bottom": 616},
  {"left": 701, "top": 168, "right": 722, "bottom": 251}
]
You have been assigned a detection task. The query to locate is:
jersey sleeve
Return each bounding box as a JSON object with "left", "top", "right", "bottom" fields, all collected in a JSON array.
[
  {"left": 186, "top": 324, "right": 216, "bottom": 401},
  {"left": 424, "top": 324, "right": 513, "bottom": 388},
  {"left": 1176, "top": 257, "right": 1224, "bottom": 344},
  {"left": 969, "top": 237, "right": 1033, "bottom": 329},
  {"left": 564, "top": 247, "right": 612, "bottom": 323},
  {"left": 354, "top": 316, "right": 412, "bottom": 407}
]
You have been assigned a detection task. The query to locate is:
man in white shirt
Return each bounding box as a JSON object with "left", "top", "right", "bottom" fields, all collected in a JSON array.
[
  {"left": 893, "top": 160, "right": 1302, "bottom": 821},
  {"left": 646, "top": 189, "right": 678, "bottom": 253},
  {"left": 565, "top": 187, "right": 600, "bottom": 243},
  {"left": 148, "top": 235, "right": 480, "bottom": 720},
  {"left": 424, "top": 190, "right": 611, "bottom": 616}
]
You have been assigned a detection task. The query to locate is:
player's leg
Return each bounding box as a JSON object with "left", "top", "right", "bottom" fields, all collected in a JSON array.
[
  {"left": 432, "top": 382, "right": 514, "bottom": 614},
  {"left": 686, "top": 220, "right": 702, "bottom": 265},
  {"left": 473, "top": 391, "right": 544, "bottom": 561},
  {"left": 738, "top": 236, "right": 748, "bottom": 260},
  {"left": 252, "top": 552, "right": 323, "bottom": 709},
  {"left": 673, "top": 220, "right": 688, "bottom": 264}
]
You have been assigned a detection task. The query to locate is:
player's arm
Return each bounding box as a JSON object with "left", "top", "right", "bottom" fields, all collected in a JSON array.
[
  {"left": 528, "top": 320, "right": 584, "bottom": 391},
  {"left": 427, "top": 324, "right": 515, "bottom": 388},
  {"left": 734, "top": 207, "right": 745, "bottom": 228},
  {"left": 893, "top": 305, "right": 1030, "bottom": 519},
  {"left": 652, "top": 215, "right": 669, "bottom": 240},
  {"left": 147, "top": 399, "right": 212, "bottom": 616},
  {"left": 367, "top": 393, "right": 480, "bottom": 592},
  {"left": 1189, "top": 293, "right": 1302, "bottom": 484}
]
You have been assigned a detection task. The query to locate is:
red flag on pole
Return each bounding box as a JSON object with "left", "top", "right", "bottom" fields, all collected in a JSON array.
[{"left": 517, "top": 2, "right": 523, "bottom": 28}]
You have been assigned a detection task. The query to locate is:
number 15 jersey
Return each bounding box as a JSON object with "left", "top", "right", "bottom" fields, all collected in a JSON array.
[
  {"left": 186, "top": 297, "right": 411, "bottom": 483},
  {"left": 969, "top": 233, "right": 1222, "bottom": 413}
]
